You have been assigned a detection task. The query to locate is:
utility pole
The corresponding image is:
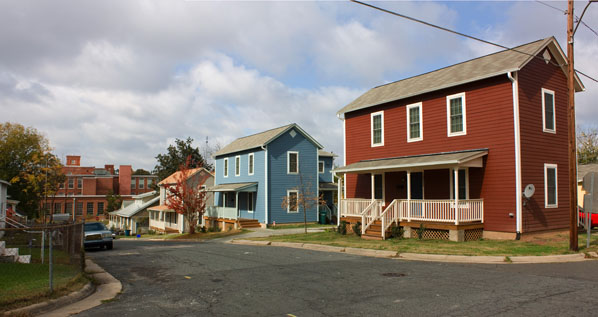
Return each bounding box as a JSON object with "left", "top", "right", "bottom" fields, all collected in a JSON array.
[{"left": 567, "top": 0, "right": 578, "bottom": 251}]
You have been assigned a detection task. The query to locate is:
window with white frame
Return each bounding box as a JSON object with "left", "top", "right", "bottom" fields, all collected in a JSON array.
[
  {"left": 68, "top": 178, "right": 74, "bottom": 189},
  {"left": 77, "top": 178, "right": 82, "bottom": 188},
  {"left": 371, "top": 111, "right": 384, "bottom": 146},
  {"left": 139, "top": 178, "right": 145, "bottom": 189},
  {"left": 247, "top": 192, "right": 254, "bottom": 213},
  {"left": 544, "top": 164, "right": 558, "bottom": 208},
  {"left": 235, "top": 155, "right": 241, "bottom": 176},
  {"left": 248, "top": 153, "right": 254, "bottom": 175},
  {"left": 447, "top": 93, "right": 466, "bottom": 136},
  {"left": 223, "top": 158, "right": 229, "bottom": 177},
  {"left": 319, "top": 161, "right": 325, "bottom": 173},
  {"left": 288, "top": 151, "right": 299, "bottom": 174},
  {"left": 542, "top": 88, "right": 556, "bottom": 133},
  {"left": 407, "top": 102, "right": 423, "bottom": 142},
  {"left": 287, "top": 190, "right": 298, "bottom": 213}
]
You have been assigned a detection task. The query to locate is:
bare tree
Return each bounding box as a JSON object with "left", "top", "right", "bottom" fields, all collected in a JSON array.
[
  {"left": 281, "top": 173, "right": 325, "bottom": 233},
  {"left": 577, "top": 126, "right": 598, "bottom": 164}
]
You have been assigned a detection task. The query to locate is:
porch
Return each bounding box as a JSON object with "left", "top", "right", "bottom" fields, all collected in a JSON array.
[
  {"left": 206, "top": 182, "right": 261, "bottom": 229},
  {"left": 334, "top": 149, "right": 488, "bottom": 241}
]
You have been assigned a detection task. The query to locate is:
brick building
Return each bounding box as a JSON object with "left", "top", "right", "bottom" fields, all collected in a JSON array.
[{"left": 44, "top": 155, "right": 158, "bottom": 220}]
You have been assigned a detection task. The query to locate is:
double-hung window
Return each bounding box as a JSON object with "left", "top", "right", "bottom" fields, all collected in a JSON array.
[
  {"left": 287, "top": 190, "right": 298, "bottom": 213},
  {"left": 542, "top": 88, "right": 556, "bottom": 133},
  {"left": 223, "top": 158, "right": 229, "bottom": 178},
  {"left": 288, "top": 151, "right": 299, "bottom": 174},
  {"left": 371, "top": 111, "right": 384, "bottom": 147},
  {"left": 235, "top": 156, "right": 241, "bottom": 176},
  {"left": 407, "top": 102, "right": 423, "bottom": 142},
  {"left": 248, "top": 153, "right": 254, "bottom": 175},
  {"left": 544, "top": 164, "right": 558, "bottom": 208},
  {"left": 447, "top": 93, "right": 466, "bottom": 136},
  {"left": 319, "top": 161, "right": 325, "bottom": 173},
  {"left": 68, "top": 178, "right": 74, "bottom": 189}
]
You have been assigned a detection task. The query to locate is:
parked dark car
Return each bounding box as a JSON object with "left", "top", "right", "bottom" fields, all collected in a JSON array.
[{"left": 84, "top": 222, "right": 113, "bottom": 250}]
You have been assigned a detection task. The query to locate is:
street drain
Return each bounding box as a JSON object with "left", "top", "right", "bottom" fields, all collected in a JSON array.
[
  {"left": 381, "top": 273, "right": 406, "bottom": 277},
  {"left": 211, "top": 278, "right": 223, "bottom": 283}
]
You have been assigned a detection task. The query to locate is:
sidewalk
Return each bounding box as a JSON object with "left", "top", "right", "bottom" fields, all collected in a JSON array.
[
  {"left": 230, "top": 239, "right": 598, "bottom": 264},
  {"left": 37, "top": 259, "right": 122, "bottom": 317}
]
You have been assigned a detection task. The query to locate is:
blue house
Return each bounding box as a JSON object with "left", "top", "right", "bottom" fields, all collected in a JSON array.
[{"left": 206, "top": 124, "right": 337, "bottom": 228}]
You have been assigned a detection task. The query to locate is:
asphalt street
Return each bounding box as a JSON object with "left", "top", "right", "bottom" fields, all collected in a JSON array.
[{"left": 79, "top": 239, "right": 598, "bottom": 316}]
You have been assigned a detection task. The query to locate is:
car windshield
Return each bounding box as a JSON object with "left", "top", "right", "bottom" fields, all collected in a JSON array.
[{"left": 85, "top": 223, "right": 106, "bottom": 231}]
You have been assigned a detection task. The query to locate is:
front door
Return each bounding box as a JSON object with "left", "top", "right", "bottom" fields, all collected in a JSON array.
[{"left": 410, "top": 172, "right": 423, "bottom": 199}]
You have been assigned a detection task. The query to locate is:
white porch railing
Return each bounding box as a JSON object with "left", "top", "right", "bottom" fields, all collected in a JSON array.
[
  {"left": 398, "top": 199, "right": 484, "bottom": 225},
  {"left": 341, "top": 199, "right": 380, "bottom": 217},
  {"left": 380, "top": 200, "right": 400, "bottom": 240},
  {"left": 361, "top": 200, "right": 383, "bottom": 235},
  {"left": 205, "top": 206, "right": 238, "bottom": 220}
]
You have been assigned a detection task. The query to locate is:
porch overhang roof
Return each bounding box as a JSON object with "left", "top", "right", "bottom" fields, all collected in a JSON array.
[
  {"left": 207, "top": 182, "right": 258, "bottom": 192},
  {"left": 319, "top": 182, "right": 338, "bottom": 191},
  {"left": 333, "top": 149, "right": 488, "bottom": 174}
]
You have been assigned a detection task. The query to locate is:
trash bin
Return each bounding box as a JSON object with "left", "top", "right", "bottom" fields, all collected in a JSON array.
[{"left": 319, "top": 211, "right": 327, "bottom": 224}]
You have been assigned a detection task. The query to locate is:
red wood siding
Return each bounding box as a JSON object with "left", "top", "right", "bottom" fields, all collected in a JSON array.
[
  {"left": 518, "top": 50, "right": 570, "bottom": 232},
  {"left": 345, "top": 75, "right": 518, "bottom": 232}
]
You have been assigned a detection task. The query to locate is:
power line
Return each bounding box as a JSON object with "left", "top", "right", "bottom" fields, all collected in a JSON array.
[
  {"left": 350, "top": 0, "right": 598, "bottom": 84},
  {"left": 535, "top": 0, "right": 598, "bottom": 37}
]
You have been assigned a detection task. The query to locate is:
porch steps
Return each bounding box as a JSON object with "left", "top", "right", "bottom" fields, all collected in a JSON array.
[
  {"left": 238, "top": 219, "right": 261, "bottom": 229},
  {"left": 165, "top": 227, "right": 179, "bottom": 234},
  {"left": 362, "top": 221, "right": 389, "bottom": 241},
  {"left": 0, "top": 241, "right": 31, "bottom": 264}
]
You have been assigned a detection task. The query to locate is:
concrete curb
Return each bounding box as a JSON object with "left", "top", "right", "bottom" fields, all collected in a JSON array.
[
  {"left": 36, "top": 259, "right": 123, "bottom": 317},
  {"left": 230, "top": 239, "right": 597, "bottom": 263},
  {"left": 3, "top": 283, "right": 96, "bottom": 316}
]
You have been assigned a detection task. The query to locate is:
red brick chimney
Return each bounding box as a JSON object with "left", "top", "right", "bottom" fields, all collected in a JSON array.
[
  {"left": 66, "top": 155, "right": 81, "bottom": 166},
  {"left": 118, "top": 165, "right": 132, "bottom": 195}
]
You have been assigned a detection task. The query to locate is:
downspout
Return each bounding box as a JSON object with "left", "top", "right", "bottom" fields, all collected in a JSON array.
[
  {"left": 261, "top": 145, "right": 268, "bottom": 226},
  {"left": 508, "top": 71, "right": 523, "bottom": 240}
]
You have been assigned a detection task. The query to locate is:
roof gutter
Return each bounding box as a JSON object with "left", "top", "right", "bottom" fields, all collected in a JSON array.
[{"left": 508, "top": 71, "right": 523, "bottom": 239}]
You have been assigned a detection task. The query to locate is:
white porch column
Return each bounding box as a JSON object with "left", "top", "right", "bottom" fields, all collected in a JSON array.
[
  {"left": 235, "top": 192, "right": 239, "bottom": 219},
  {"left": 454, "top": 168, "right": 460, "bottom": 225},
  {"left": 371, "top": 174, "right": 375, "bottom": 201},
  {"left": 407, "top": 170, "right": 411, "bottom": 222},
  {"left": 337, "top": 175, "right": 342, "bottom": 226}
]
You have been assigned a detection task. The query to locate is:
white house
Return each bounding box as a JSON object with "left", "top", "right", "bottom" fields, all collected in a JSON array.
[{"left": 108, "top": 191, "right": 159, "bottom": 234}]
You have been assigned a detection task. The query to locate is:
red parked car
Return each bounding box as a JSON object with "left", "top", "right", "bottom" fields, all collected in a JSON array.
[{"left": 579, "top": 208, "right": 598, "bottom": 228}]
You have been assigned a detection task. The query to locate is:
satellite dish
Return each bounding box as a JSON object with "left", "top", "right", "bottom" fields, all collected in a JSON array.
[{"left": 523, "top": 184, "right": 535, "bottom": 199}]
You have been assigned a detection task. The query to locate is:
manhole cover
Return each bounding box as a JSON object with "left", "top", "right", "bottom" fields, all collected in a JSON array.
[
  {"left": 211, "top": 278, "right": 223, "bottom": 283},
  {"left": 381, "top": 273, "right": 406, "bottom": 277}
]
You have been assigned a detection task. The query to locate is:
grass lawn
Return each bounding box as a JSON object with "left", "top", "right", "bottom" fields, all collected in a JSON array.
[
  {"left": 0, "top": 262, "right": 87, "bottom": 312},
  {"left": 249, "top": 230, "right": 598, "bottom": 256},
  {"left": 117, "top": 229, "right": 249, "bottom": 240},
  {"left": 268, "top": 223, "right": 335, "bottom": 230}
]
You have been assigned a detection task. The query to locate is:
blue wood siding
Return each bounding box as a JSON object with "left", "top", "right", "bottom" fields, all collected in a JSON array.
[
  {"left": 318, "top": 156, "right": 334, "bottom": 183},
  {"left": 267, "top": 128, "right": 319, "bottom": 224},
  {"left": 214, "top": 149, "right": 265, "bottom": 222}
]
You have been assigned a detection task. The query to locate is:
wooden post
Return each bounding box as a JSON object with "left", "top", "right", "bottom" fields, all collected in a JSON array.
[
  {"left": 454, "top": 168, "right": 460, "bottom": 225},
  {"left": 567, "top": 0, "right": 579, "bottom": 251}
]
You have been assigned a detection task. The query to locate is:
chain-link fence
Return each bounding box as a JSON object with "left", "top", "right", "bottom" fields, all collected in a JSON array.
[{"left": 0, "top": 222, "right": 85, "bottom": 311}]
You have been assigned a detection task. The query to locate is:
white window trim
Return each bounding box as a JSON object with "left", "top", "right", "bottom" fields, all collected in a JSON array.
[
  {"left": 287, "top": 151, "right": 299, "bottom": 174},
  {"left": 542, "top": 88, "right": 556, "bottom": 133},
  {"left": 287, "top": 190, "right": 299, "bottom": 213},
  {"left": 319, "top": 161, "right": 325, "bottom": 174},
  {"left": 235, "top": 155, "right": 241, "bottom": 177},
  {"left": 446, "top": 92, "right": 467, "bottom": 137},
  {"left": 248, "top": 153, "right": 254, "bottom": 176},
  {"left": 406, "top": 102, "right": 423, "bottom": 142},
  {"left": 544, "top": 163, "right": 558, "bottom": 208},
  {"left": 247, "top": 192, "right": 254, "bottom": 213},
  {"left": 371, "top": 111, "right": 384, "bottom": 147},
  {"left": 223, "top": 158, "right": 229, "bottom": 178}
]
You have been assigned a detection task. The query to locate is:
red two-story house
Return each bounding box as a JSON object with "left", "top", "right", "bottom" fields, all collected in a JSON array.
[{"left": 334, "top": 37, "right": 584, "bottom": 241}]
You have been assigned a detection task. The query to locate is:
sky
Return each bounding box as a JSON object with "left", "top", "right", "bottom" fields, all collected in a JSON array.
[{"left": 1, "top": 0, "right": 597, "bottom": 171}]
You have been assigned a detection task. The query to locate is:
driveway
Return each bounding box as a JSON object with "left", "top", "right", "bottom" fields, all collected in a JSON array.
[{"left": 79, "top": 239, "right": 598, "bottom": 316}]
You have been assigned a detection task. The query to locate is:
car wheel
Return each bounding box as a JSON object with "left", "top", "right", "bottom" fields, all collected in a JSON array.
[{"left": 106, "top": 242, "right": 113, "bottom": 250}]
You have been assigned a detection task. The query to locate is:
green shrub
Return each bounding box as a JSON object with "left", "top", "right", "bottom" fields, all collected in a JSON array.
[
  {"left": 390, "top": 225, "right": 404, "bottom": 239},
  {"left": 416, "top": 224, "right": 426, "bottom": 240},
  {"left": 208, "top": 226, "right": 221, "bottom": 233},
  {"left": 337, "top": 221, "right": 347, "bottom": 235},
  {"left": 352, "top": 221, "right": 362, "bottom": 237}
]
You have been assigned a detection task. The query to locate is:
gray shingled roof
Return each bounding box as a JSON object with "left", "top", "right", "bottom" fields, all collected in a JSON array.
[
  {"left": 578, "top": 164, "right": 598, "bottom": 182},
  {"left": 110, "top": 196, "right": 159, "bottom": 218},
  {"left": 318, "top": 150, "right": 337, "bottom": 158},
  {"left": 338, "top": 37, "right": 583, "bottom": 116},
  {"left": 214, "top": 123, "right": 323, "bottom": 157}
]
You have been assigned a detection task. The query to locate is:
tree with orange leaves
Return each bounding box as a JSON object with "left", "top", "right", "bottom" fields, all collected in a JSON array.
[{"left": 165, "top": 157, "right": 210, "bottom": 234}]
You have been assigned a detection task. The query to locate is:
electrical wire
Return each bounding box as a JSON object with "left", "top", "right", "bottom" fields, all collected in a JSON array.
[
  {"left": 350, "top": 0, "right": 598, "bottom": 85},
  {"left": 536, "top": 0, "right": 598, "bottom": 38}
]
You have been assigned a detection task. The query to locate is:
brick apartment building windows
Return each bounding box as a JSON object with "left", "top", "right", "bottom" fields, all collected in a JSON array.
[
  {"left": 77, "top": 178, "right": 82, "bottom": 188},
  {"left": 131, "top": 178, "right": 136, "bottom": 189},
  {"left": 66, "top": 203, "right": 73, "bottom": 214},
  {"left": 139, "top": 179, "right": 144, "bottom": 189},
  {"left": 97, "top": 202, "right": 104, "bottom": 214},
  {"left": 147, "top": 179, "right": 153, "bottom": 188},
  {"left": 59, "top": 182, "right": 64, "bottom": 189},
  {"left": 87, "top": 202, "right": 94, "bottom": 215},
  {"left": 76, "top": 202, "right": 83, "bottom": 215},
  {"left": 54, "top": 203, "right": 61, "bottom": 213},
  {"left": 68, "top": 178, "right": 74, "bottom": 189}
]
